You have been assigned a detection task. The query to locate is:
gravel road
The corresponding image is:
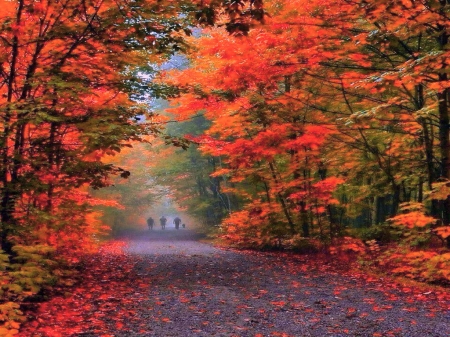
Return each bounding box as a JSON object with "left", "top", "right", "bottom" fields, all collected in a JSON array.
[
  {"left": 20, "top": 228, "right": 450, "bottom": 337},
  {"left": 121, "top": 229, "right": 449, "bottom": 337}
]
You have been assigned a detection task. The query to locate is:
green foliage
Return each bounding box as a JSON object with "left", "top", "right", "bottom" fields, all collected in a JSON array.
[
  {"left": 0, "top": 245, "right": 61, "bottom": 334},
  {"left": 422, "top": 253, "right": 450, "bottom": 284},
  {"left": 9, "top": 245, "right": 57, "bottom": 292},
  {"left": 284, "top": 235, "right": 321, "bottom": 253},
  {"left": 147, "top": 112, "right": 234, "bottom": 228},
  {"left": 353, "top": 224, "right": 399, "bottom": 244}
]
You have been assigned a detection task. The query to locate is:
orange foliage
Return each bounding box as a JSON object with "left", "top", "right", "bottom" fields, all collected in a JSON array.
[{"left": 390, "top": 212, "right": 436, "bottom": 229}]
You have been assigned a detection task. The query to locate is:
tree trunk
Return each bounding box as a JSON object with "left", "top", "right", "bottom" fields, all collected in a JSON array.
[
  {"left": 437, "top": 16, "right": 450, "bottom": 225},
  {"left": 0, "top": 0, "right": 24, "bottom": 253},
  {"left": 268, "top": 162, "right": 296, "bottom": 234}
]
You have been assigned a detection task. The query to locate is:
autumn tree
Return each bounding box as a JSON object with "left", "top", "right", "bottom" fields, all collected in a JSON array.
[
  {"left": 350, "top": 0, "right": 450, "bottom": 226},
  {"left": 0, "top": 0, "right": 215, "bottom": 331},
  {"left": 158, "top": 0, "right": 450, "bottom": 251},
  {"left": 161, "top": 6, "right": 347, "bottom": 246},
  {"left": 0, "top": 0, "right": 200, "bottom": 253}
]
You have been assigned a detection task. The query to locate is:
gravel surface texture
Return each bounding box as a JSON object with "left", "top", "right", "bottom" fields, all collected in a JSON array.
[{"left": 20, "top": 228, "right": 449, "bottom": 337}]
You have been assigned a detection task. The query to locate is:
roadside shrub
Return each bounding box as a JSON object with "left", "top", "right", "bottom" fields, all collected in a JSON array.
[
  {"left": 330, "top": 236, "right": 366, "bottom": 255},
  {"left": 0, "top": 245, "right": 60, "bottom": 335},
  {"left": 378, "top": 249, "right": 450, "bottom": 285},
  {"left": 284, "top": 235, "right": 320, "bottom": 253}
]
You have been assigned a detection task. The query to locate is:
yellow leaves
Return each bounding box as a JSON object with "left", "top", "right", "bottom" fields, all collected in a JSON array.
[
  {"left": 413, "top": 252, "right": 450, "bottom": 282},
  {"left": 389, "top": 203, "right": 436, "bottom": 229},
  {"left": 426, "top": 180, "right": 450, "bottom": 201},
  {"left": 0, "top": 302, "right": 22, "bottom": 336},
  {"left": 389, "top": 211, "right": 436, "bottom": 229}
]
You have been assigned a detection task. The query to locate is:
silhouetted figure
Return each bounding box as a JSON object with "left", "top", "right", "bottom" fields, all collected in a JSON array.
[
  {"left": 160, "top": 216, "right": 167, "bottom": 230},
  {"left": 173, "top": 216, "right": 181, "bottom": 230},
  {"left": 147, "top": 216, "right": 154, "bottom": 230},
  {"left": 182, "top": 223, "right": 186, "bottom": 229}
]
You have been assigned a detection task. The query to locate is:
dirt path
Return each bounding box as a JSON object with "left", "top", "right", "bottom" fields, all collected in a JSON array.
[{"left": 21, "top": 229, "right": 449, "bottom": 336}]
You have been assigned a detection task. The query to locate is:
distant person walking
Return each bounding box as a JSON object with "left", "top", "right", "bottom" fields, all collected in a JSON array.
[
  {"left": 160, "top": 216, "right": 167, "bottom": 230},
  {"left": 173, "top": 216, "right": 182, "bottom": 230},
  {"left": 147, "top": 216, "right": 154, "bottom": 230}
]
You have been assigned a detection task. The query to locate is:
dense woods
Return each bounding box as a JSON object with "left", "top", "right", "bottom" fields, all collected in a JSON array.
[
  {"left": 0, "top": 0, "right": 449, "bottom": 334},
  {"left": 0, "top": 0, "right": 194, "bottom": 332},
  {"left": 160, "top": 0, "right": 450, "bottom": 281}
]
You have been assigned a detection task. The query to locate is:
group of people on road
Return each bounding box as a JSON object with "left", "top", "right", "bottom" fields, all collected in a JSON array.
[{"left": 146, "top": 216, "right": 184, "bottom": 230}]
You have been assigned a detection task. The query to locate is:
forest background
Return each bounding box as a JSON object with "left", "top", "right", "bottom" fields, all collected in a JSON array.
[{"left": 0, "top": 0, "right": 449, "bottom": 334}]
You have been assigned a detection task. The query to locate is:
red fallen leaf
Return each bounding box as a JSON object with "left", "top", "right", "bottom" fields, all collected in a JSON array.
[
  {"left": 363, "top": 298, "right": 375, "bottom": 304},
  {"left": 402, "top": 307, "right": 418, "bottom": 312},
  {"left": 161, "top": 317, "right": 172, "bottom": 323},
  {"left": 41, "top": 326, "right": 63, "bottom": 337},
  {"left": 98, "top": 294, "right": 114, "bottom": 300},
  {"left": 291, "top": 281, "right": 300, "bottom": 288},
  {"left": 271, "top": 332, "right": 292, "bottom": 337},
  {"left": 270, "top": 301, "right": 286, "bottom": 307}
]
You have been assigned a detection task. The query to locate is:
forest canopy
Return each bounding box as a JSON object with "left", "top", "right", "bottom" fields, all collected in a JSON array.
[{"left": 155, "top": 0, "right": 450, "bottom": 280}]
